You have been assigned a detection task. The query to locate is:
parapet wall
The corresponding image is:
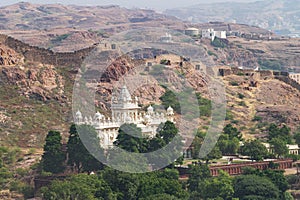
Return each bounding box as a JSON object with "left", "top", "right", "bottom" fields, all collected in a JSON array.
[
  {"left": 0, "top": 34, "right": 96, "bottom": 68},
  {"left": 275, "top": 76, "right": 300, "bottom": 91},
  {"left": 219, "top": 67, "right": 300, "bottom": 91},
  {"left": 219, "top": 67, "right": 274, "bottom": 79}
]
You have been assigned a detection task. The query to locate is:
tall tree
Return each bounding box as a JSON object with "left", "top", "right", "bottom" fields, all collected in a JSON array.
[
  {"left": 270, "top": 138, "right": 289, "bottom": 158},
  {"left": 241, "top": 140, "right": 268, "bottom": 161},
  {"left": 67, "top": 124, "right": 103, "bottom": 173},
  {"left": 204, "top": 170, "right": 234, "bottom": 200},
  {"left": 268, "top": 124, "right": 292, "bottom": 144},
  {"left": 202, "top": 146, "right": 222, "bottom": 164},
  {"left": 157, "top": 121, "right": 178, "bottom": 144},
  {"left": 187, "top": 164, "right": 211, "bottom": 193},
  {"left": 223, "top": 124, "right": 242, "bottom": 140},
  {"left": 41, "top": 130, "right": 65, "bottom": 174}
]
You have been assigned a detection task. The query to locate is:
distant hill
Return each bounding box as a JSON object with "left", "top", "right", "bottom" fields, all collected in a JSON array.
[
  {"left": 0, "top": 2, "right": 184, "bottom": 52},
  {"left": 165, "top": 0, "right": 300, "bottom": 37}
]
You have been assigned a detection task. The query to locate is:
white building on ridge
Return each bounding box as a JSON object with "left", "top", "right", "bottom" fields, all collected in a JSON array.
[
  {"left": 75, "top": 85, "right": 174, "bottom": 149},
  {"left": 201, "top": 28, "right": 227, "bottom": 41}
]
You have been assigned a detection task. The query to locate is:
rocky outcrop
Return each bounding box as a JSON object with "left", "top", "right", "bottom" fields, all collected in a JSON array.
[
  {"left": 1, "top": 65, "right": 66, "bottom": 101},
  {"left": 0, "top": 44, "right": 23, "bottom": 65}
]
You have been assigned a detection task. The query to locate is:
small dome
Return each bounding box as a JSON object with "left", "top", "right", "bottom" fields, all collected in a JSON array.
[
  {"left": 94, "top": 111, "right": 103, "bottom": 119},
  {"left": 76, "top": 110, "right": 82, "bottom": 117},
  {"left": 147, "top": 105, "right": 154, "bottom": 113},
  {"left": 167, "top": 106, "right": 174, "bottom": 115},
  {"left": 76, "top": 110, "right": 82, "bottom": 119},
  {"left": 167, "top": 106, "right": 173, "bottom": 112}
]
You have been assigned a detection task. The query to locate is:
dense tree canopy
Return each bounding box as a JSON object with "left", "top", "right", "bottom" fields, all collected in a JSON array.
[
  {"left": 223, "top": 124, "right": 242, "bottom": 140},
  {"left": 234, "top": 175, "right": 280, "bottom": 200},
  {"left": 240, "top": 140, "right": 268, "bottom": 161},
  {"left": 270, "top": 138, "right": 289, "bottom": 158},
  {"left": 187, "top": 164, "right": 211, "bottom": 193},
  {"left": 204, "top": 170, "right": 234, "bottom": 200},
  {"left": 41, "top": 130, "right": 65, "bottom": 174},
  {"left": 268, "top": 124, "right": 292, "bottom": 144},
  {"left": 67, "top": 124, "right": 104, "bottom": 173},
  {"left": 114, "top": 123, "right": 148, "bottom": 153}
]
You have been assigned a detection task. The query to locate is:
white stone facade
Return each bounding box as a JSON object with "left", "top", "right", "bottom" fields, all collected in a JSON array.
[
  {"left": 75, "top": 85, "right": 174, "bottom": 149},
  {"left": 201, "top": 29, "right": 227, "bottom": 41},
  {"left": 289, "top": 73, "right": 300, "bottom": 84}
]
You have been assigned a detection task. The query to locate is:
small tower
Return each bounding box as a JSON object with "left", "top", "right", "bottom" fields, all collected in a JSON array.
[
  {"left": 94, "top": 111, "right": 103, "bottom": 124},
  {"left": 166, "top": 106, "right": 174, "bottom": 122},
  {"left": 75, "top": 110, "right": 83, "bottom": 124},
  {"left": 111, "top": 85, "right": 140, "bottom": 123},
  {"left": 147, "top": 105, "right": 154, "bottom": 115}
]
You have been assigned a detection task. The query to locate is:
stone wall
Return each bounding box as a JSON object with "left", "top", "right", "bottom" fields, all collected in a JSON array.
[
  {"left": 218, "top": 67, "right": 274, "bottom": 80},
  {"left": 0, "top": 34, "right": 96, "bottom": 68},
  {"left": 177, "top": 159, "right": 293, "bottom": 177},
  {"left": 275, "top": 76, "right": 300, "bottom": 92}
]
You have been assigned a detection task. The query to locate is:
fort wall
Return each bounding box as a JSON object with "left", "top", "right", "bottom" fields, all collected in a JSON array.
[{"left": 0, "top": 34, "right": 96, "bottom": 68}]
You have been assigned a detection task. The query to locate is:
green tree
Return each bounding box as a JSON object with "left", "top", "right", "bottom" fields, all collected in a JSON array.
[
  {"left": 294, "top": 132, "right": 300, "bottom": 146},
  {"left": 218, "top": 134, "right": 240, "bottom": 155},
  {"left": 187, "top": 164, "right": 211, "bottom": 194},
  {"left": 67, "top": 124, "right": 103, "bottom": 173},
  {"left": 40, "top": 174, "right": 116, "bottom": 200},
  {"left": 268, "top": 124, "right": 292, "bottom": 144},
  {"left": 160, "top": 89, "right": 180, "bottom": 114},
  {"left": 204, "top": 170, "right": 234, "bottom": 200},
  {"left": 211, "top": 37, "right": 227, "bottom": 48},
  {"left": 102, "top": 168, "right": 139, "bottom": 200},
  {"left": 114, "top": 123, "right": 149, "bottom": 153},
  {"left": 202, "top": 146, "right": 222, "bottom": 164},
  {"left": 240, "top": 140, "right": 268, "bottom": 161},
  {"left": 234, "top": 175, "right": 280, "bottom": 200},
  {"left": 41, "top": 130, "right": 65, "bottom": 174},
  {"left": 223, "top": 124, "right": 242, "bottom": 140},
  {"left": 140, "top": 193, "right": 180, "bottom": 200},
  {"left": 137, "top": 170, "right": 188, "bottom": 199},
  {"left": 242, "top": 168, "right": 289, "bottom": 197},
  {"left": 270, "top": 138, "right": 289, "bottom": 158},
  {"left": 157, "top": 121, "right": 178, "bottom": 144}
]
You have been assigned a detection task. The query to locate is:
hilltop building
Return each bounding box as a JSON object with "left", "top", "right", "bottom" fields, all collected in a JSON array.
[
  {"left": 160, "top": 33, "right": 173, "bottom": 43},
  {"left": 289, "top": 73, "right": 300, "bottom": 84},
  {"left": 75, "top": 85, "right": 174, "bottom": 149},
  {"left": 263, "top": 143, "right": 300, "bottom": 155},
  {"left": 201, "top": 28, "right": 227, "bottom": 41},
  {"left": 185, "top": 28, "right": 199, "bottom": 37}
]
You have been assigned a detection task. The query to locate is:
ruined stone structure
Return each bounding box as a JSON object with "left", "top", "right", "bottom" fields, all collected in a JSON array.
[
  {"left": 75, "top": 85, "right": 174, "bottom": 149},
  {"left": 0, "top": 34, "right": 96, "bottom": 68},
  {"left": 289, "top": 73, "right": 300, "bottom": 84}
]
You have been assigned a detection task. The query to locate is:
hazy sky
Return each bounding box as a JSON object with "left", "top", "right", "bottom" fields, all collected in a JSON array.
[{"left": 0, "top": 0, "right": 259, "bottom": 10}]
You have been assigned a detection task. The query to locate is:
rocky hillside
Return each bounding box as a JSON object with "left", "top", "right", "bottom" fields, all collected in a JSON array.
[
  {"left": 221, "top": 68, "right": 300, "bottom": 139},
  {"left": 0, "top": 2, "right": 184, "bottom": 52},
  {"left": 1, "top": 34, "right": 300, "bottom": 148},
  {"left": 165, "top": 0, "right": 300, "bottom": 37},
  {"left": 200, "top": 37, "right": 300, "bottom": 71}
]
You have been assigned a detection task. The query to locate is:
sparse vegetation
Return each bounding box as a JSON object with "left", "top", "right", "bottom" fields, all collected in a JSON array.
[
  {"left": 230, "top": 81, "right": 239, "bottom": 86},
  {"left": 237, "top": 93, "right": 245, "bottom": 99},
  {"left": 211, "top": 37, "right": 228, "bottom": 48},
  {"left": 51, "top": 33, "right": 70, "bottom": 43},
  {"left": 258, "top": 59, "right": 283, "bottom": 71}
]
